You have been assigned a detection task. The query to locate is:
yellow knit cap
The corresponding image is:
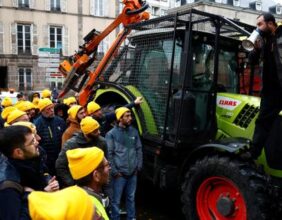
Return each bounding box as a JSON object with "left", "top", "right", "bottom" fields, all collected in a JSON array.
[
  {"left": 65, "top": 97, "right": 77, "bottom": 106},
  {"left": 28, "top": 185, "right": 94, "bottom": 220},
  {"left": 12, "top": 121, "right": 36, "bottom": 134},
  {"left": 67, "top": 147, "right": 104, "bottom": 180},
  {"left": 38, "top": 98, "right": 53, "bottom": 112},
  {"left": 1, "top": 106, "right": 17, "bottom": 120},
  {"left": 1, "top": 97, "right": 13, "bottom": 107},
  {"left": 32, "top": 97, "right": 40, "bottom": 109},
  {"left": 6, "top": 109, "right": 27, "bottom": 124},
  {"left": 41, "top": 89, "right": 51, "bottom": 98},
  {"left": 63, "top": 98, "right": 68, "bottom": 105},
  {"left": 17, "top": 101, "right": 36, "bottom": 112},
  {"left": 67, "top": 105, "right": 83, "bottom": 120},
  {"left": 87, "top": 101, "right": 101, "bottom": 115},
  {"left": 80, "top": 116, "right": 100, "bottom": 135},
  {"left": 115, "top": 107, "right": 130, "bottom": 120}
]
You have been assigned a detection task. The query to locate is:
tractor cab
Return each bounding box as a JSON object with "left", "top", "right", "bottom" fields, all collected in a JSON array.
[
  {"left": 98, "top": 10, "right": 254, "bottom": 145},
  {"left": 62, "top": 6, "right": 282, "bottom": 219}
]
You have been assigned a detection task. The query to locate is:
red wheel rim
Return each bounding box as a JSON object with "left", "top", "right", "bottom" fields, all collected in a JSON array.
[{"left": 196, "top": 176, "right": 247, "bottom": 220}]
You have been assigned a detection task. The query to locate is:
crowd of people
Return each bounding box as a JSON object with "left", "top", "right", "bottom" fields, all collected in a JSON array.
[{"left": 0, "top": 89, "right": 143, "bottom": 220}]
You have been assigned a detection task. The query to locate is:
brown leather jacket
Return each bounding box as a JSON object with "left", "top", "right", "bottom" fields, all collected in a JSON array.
[{"left": 61, "top": 118, "right": 81, "bottom": 147}]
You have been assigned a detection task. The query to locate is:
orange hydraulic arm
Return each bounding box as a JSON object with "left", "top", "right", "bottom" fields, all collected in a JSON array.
[{"left": 58, "top": 0, "right": 149, "bottom": 106}]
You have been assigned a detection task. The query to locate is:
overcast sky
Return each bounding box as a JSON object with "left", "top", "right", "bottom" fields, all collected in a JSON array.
[{"left": 240, "top": 0, "right": 281, "bottom": 11}]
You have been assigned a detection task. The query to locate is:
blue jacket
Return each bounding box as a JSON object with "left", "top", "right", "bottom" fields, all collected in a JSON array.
[
  {"left": 105, "top": 125, "right": 142, "bottom": 176},
  {"left": 0, "top": 154, "right": 21, "bottom": 185},
  {"left": 0, "top": 150, "right": 50, "bottom": 220},
  {"left": 0, "top": 155, "right": 24, "bottom": 220},
  {"left": 34, "top": 115, "right": 66, "bottom": 174}
]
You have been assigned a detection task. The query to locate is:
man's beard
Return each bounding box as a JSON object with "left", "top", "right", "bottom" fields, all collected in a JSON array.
[{"left": 260, "top": 26, "right": 272, "bottom": 37}]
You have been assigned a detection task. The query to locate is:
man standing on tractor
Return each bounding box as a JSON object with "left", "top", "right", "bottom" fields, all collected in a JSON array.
[{"left": 249, "top": 13, "right": 282, "bottom": 159}]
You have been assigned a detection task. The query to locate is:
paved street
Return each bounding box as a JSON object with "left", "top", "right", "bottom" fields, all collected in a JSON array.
[{"left": 121, "top": 178, "right": 185, "bottom": 220}]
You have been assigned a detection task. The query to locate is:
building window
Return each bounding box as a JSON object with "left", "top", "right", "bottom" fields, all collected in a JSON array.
[
  {"left": 51, "top": 0, "right": 61, "bottom": 11},
  {"left": 160, "top": 9, "right": 167, "bottom": 16},
  {"left": 50, "top": 26, "right": 62, "bottom": 50},
  {"left": 19, "top": 68, "right": 32, "bottom": 91},
  {"left": 276, "top": 5, "right": 282, "bottom": 15},
  {"left": 256, "top": 2, "right": 262, "bottom": 11},
  {"left": 18, "top": 0, "right": 29, "bottom": 8},
  {"left": 151, "top": 6, "right": 160, "bottom": 16},
  {"left": 0, "top": 22, "right": 3, "bottom": 54},
  {"left": 98, "top": 36, "right": 109, "bottom": 55},
  {"left": 17, "top": 24, "right": 31, "bottom": 54},
  {"left": 95, "top": 0, "right": 104, "bottom": 16}
]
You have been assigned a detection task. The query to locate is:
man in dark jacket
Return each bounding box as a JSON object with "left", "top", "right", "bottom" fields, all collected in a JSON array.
[
  {"left": 87, "top": 97, "right": 143, "bottom": 136},
  {"left": 0, "top": 125, "right": 59, "bottom": 220},
  {"left": 106, "top": 107, "right": 142, "bottom": 220},
  {"left": 34, "top": 98, "right": 66, "bottom": 175},
  {"left": 56, "top": 116, "right": 107, "bottom": 187},
  {"left": 248, "top": 13, "right": 282, "bottom": 159}
]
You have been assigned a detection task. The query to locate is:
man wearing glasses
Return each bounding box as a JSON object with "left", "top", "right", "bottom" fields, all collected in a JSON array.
[{"left": 0, "top": 125, "right": 59, "bottom": 220}]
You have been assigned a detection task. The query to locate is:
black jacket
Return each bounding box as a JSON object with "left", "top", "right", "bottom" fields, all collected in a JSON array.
[
  {"left": 249, "top": 25, "right": 282, "bottom": 94},
  {"left": 0, "top": 154, "right": 23, "bottom": 220},
  {"left": 55, "top": 132, "right": 107, "bottom": 187},
  {"left": 34, "top": 115, "right": 66, "bottom": 175},
  {"left": 0, "top": 150, "right": 49, "bottom": 220}
]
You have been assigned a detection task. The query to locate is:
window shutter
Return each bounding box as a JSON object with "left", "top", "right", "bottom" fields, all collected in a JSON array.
[
  {"left": 90, "top": 0, "right": 94, "bottom": 15},
  {"left": 95, "top": 0, "right": 98, "bottom": 15},
  {"left": 45, "top": 0, "right": 50, "bottom": 11},
  {"left": 0, "top": 22, "right": 3, "bottom": 54},
  {"left": 61, "top": 0, "right": 67, "bottom": 12},
  {"left": 104, "top": 1, "right": 109, "bottom": 17},
  {"left": 12, "top": 0, "right": 18, "bottom": 7},
  {"left": 30, "top": 0, "right": 35, "bottom": 9},
  {"left": 11, "top": 23, "right": 17, "bottom": 54},
  {"left": 100, "top": 0, "right": 103, "bottom": 16},
  {"left": 32, "top": 24, "right": 38, "bottom": 55},
  {"left": 63, "top": 26, "right": 69, "bottom": 55},
  {"left": 43, "top": 25, "right": 49, "bottom": 46}
]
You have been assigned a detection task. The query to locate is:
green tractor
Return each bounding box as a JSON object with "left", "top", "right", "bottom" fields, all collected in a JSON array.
[{"left": 77, "top": 9, "right": 282, "bottom": 219}]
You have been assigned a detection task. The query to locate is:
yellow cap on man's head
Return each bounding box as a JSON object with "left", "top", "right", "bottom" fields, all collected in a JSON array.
[
  {"left": 41, "top": 89, "right": 51, "bottom": 98},
  {"left": 115, "top": 107, "right": 130, "bottom": 120},
  {"left": 67, "top": 147, "right": 104, "bottom": 180},
  {"left": 38, "top": 98, "right": 53, "bottom": 112},
  {"left": 80, "top": 116, "right": 100, "bottom": 135},
  {"left": 67, "top": 105, "right": 83, "bottom": 120},
  {"left": 1, "top": 97, "right": 13, "bottom": 107},
  {"left": 87, "top": 101, "right": 101, "bottom": 115},
  {"left": 28, "top": 185, "right": 94, "bottom": 220}
]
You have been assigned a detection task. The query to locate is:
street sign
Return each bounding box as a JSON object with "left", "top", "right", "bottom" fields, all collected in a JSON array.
[{"left": 38, "top": 47, "right": 61, "bottom": 53}]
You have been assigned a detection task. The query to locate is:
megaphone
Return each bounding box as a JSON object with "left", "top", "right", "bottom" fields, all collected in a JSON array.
[{"left": 242, "top": 29, "right": 263, "bottom": 51}]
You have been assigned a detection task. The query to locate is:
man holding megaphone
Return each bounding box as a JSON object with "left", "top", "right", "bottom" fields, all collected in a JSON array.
[{"left": 245, "top": 13, "right": 282, "bottom": 159}]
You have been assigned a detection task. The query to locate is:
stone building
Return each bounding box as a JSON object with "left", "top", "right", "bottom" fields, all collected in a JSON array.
[
  {"left": 169, "top": 0, "right": 282, "bottom": 26},
  {"left": 0, "top": 0, "right": 117, "bottom": 92}
]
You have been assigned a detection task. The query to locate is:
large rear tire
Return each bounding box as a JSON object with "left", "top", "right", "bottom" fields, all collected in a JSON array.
[{"left": 181, "top": 155, "right": 269, "bottom": 220}]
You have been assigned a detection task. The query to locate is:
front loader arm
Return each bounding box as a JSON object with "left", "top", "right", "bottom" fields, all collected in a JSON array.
[{"left": 58, "top": 0, "right": 149, "bottom": 106}]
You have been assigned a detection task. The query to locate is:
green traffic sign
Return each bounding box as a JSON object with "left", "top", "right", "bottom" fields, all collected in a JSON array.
[{"left": 38, "top": 47, "right": 61, "bottom": 53}]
